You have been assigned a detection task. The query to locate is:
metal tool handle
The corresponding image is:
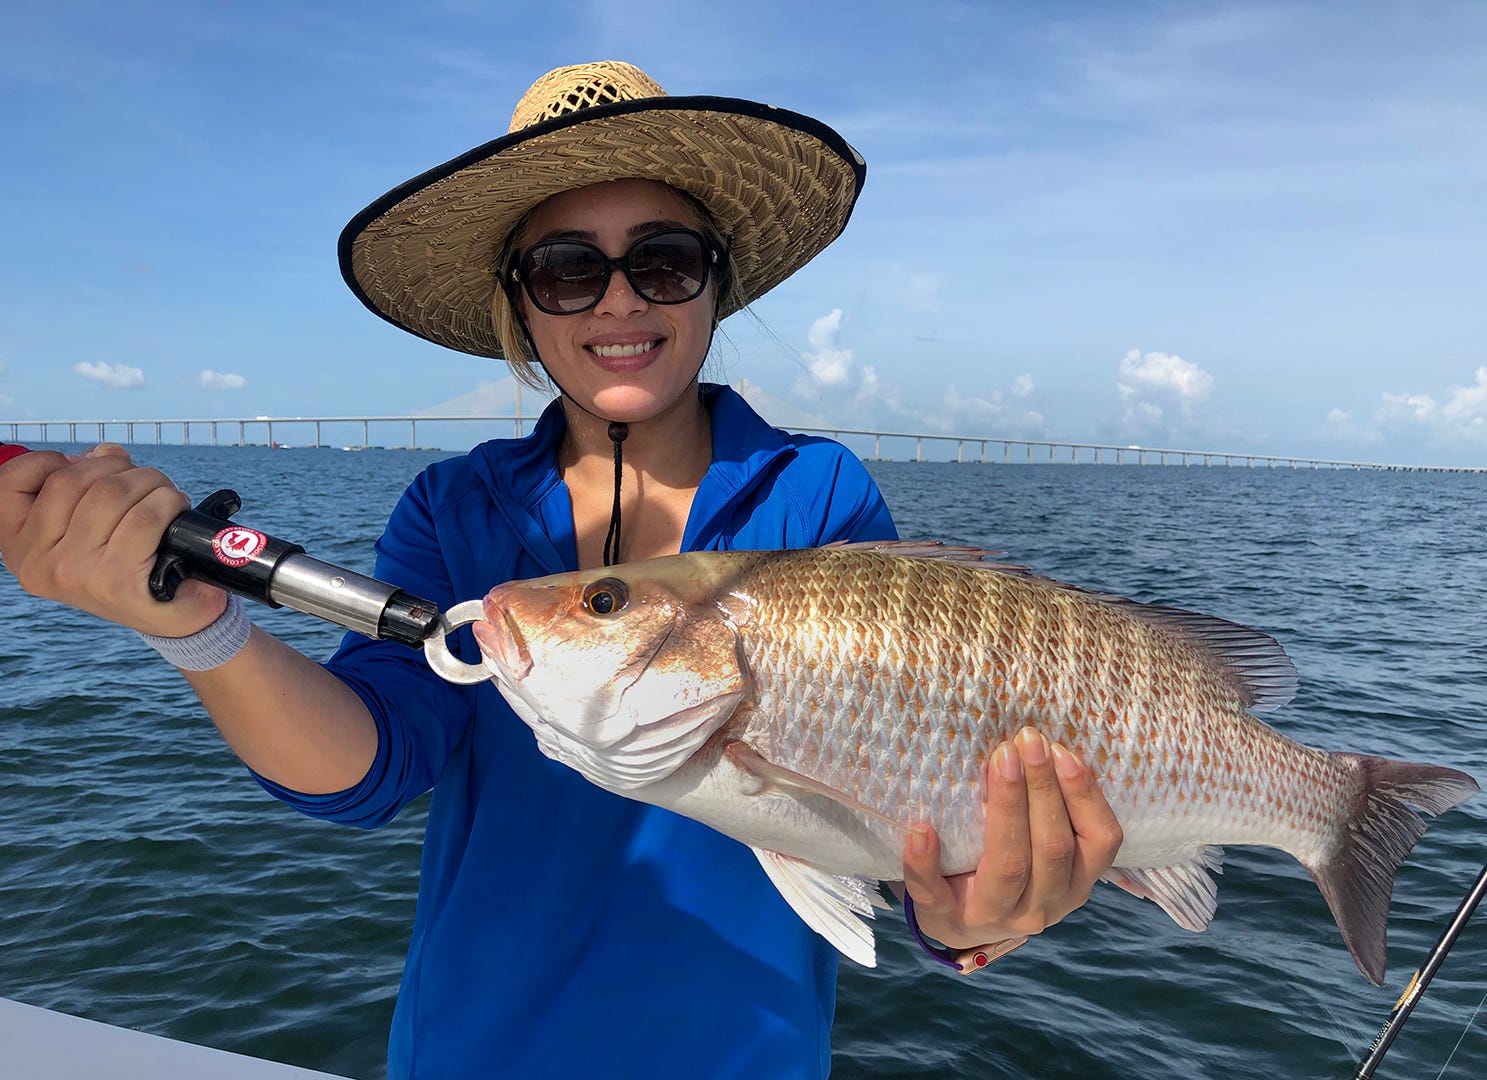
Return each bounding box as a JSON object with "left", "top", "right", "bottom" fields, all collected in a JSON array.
[{"left": 149, "top": 489, "right": 442, "bottom": 649}]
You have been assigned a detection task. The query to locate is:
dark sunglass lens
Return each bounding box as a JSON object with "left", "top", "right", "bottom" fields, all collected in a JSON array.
[
  {"left": 524, "top": 242, "right": 607, "bottom": 313},
  {"left": 627, "top": 233, "right": 708, "bottom": 304}
]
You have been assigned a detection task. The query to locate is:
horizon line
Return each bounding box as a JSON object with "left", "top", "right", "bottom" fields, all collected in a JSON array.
[{"left": 5, "top": 414, "right": 1483, "bottom": 474}]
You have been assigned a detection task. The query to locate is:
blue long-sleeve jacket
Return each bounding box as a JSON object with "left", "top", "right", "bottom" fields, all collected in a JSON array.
[{"left": 255, "top": 385, "right": 896, "bottom": 1079}]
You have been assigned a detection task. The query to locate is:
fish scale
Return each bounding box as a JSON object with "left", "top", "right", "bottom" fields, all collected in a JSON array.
[
  {"left": 734, "top": 550, "right": 1311, "bottom": 864},
  {"left": 473, "top": 541, "right": 1478, "bottom": 981}
]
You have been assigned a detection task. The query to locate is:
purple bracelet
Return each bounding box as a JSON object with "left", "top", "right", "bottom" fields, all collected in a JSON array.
[{"left": 902, "top": 893, "right": 964, "bottom": 971}]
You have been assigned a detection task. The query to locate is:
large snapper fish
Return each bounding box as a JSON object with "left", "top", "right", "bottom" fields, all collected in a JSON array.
[{"left": 469, "top": 542, "right": 1477, "bottom": 983}]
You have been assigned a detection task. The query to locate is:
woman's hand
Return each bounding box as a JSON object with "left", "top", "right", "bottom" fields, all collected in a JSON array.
[
  {"left": 900, "top": 726, "right": 1123, "bottom": 969},
  {"left": 0, "top": 444, "right": 227, "bottom": 637}
]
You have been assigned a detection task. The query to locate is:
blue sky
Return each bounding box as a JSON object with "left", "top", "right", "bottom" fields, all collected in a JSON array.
[{"left": 3, "top": 1, "right": 1484, "bottom": 465}]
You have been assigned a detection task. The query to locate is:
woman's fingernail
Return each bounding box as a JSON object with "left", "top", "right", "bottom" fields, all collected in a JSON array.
[
  {"left": 1052, "top": 742, "right": 1084, "bottom": 780},
  {"left": 1016, "top": 726, "right": 1049, "bottom": 766},
  {"left": 909, "top": 826, "right": 931, "bottom": 856},
  {"left": 995, "top": 741, "right": 1022, "bottom": 781}
]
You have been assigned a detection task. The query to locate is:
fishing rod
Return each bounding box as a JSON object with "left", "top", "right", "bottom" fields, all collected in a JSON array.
[
  {"left": 1351, "top": 861, "right": 1487, "bottom": 1079},
  {"left": 0, "top": 443, "right": 489, "bottom": 684}
]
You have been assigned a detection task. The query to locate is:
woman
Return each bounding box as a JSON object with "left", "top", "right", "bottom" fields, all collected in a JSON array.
[{"left": 0, "top": 62, "right": 1121, "bottom": 1078}]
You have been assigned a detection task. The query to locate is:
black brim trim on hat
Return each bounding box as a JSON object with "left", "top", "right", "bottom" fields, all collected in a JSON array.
[{"left": 339, "top": 95, "right": 866, "bottom": 358}]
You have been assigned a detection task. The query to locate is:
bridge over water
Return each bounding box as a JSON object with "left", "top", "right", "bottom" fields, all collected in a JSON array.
[{"left": 4, "top": 414, "right": 1482, "bottom": 474}]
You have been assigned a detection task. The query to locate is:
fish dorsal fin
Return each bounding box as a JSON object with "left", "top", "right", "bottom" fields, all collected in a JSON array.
[
  {"left": 751, "top": 847, "right": 884, "bottom": 968},
  {"left": 824, "top": 539, "right": 1022, "bottom": 572},
  {"left": 1113, "top": 603, "right": 1298, "bottom": 712},
  {"left": 825, "top": 540, "right": 1299, "bottom": 713},
  {"left": 1101, "top": 848, "right": 1224, "bottom": 931}
]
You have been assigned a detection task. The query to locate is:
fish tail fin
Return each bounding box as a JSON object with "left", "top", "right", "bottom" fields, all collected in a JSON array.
[{"left": 1307, "top": 752, "right": 1478, "bottom": 985}]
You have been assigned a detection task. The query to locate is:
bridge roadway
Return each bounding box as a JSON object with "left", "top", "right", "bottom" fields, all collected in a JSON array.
[{"left": 3, "top": 415, "right": 1483, "bottom": 473}]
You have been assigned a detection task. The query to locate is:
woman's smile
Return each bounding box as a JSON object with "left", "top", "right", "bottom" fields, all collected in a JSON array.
[{"left": 587, "top": 335, "right": 665, "bottom": 369}]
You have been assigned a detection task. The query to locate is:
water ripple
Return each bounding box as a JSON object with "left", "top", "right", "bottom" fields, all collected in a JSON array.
[{"left": 2, "top": 450, "right": 1484, "bottom": 1078}]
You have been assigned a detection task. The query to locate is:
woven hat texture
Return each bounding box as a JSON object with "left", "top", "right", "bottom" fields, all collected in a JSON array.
[{"left": 339, "top": 60, "right": 866, "bottom": 358}]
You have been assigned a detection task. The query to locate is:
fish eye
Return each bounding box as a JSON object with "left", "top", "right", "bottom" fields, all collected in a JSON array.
[{"left": 582, "top": 578, "right": 629, "bottom": 617}]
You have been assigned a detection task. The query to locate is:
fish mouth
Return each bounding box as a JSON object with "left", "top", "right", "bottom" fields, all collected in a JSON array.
[{"left": 473, "top": 598, "right": 532, "bottom": 680}]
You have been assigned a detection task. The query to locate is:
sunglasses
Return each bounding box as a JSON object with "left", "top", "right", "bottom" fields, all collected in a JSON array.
[{"left": 510, "top": 228, "right": 720, "bottom": 316}]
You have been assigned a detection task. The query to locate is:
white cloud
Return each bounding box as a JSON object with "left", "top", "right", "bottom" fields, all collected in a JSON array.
[
  {"left": 735, "top": 379, "right": 832, "bottom": 430},
  {"left": 199, "top": 369, "right": 247, "bottom": 391},
  {"left": 1373, "top": 366, "right": 1487, "bottom": 441},
  {"left": 419, "top": 376, "right": 557, "bottom": 417},
  {"left": 1117, "top": 348, "right": 1214, "bottom": 407},
  {"left": 842, "top": 378, "right": 1046, "bottom": 438},
  {"left": 939, "top": 386, "right": 1046, "bottom": 437},
  {"left": 1323, "top": 407, "right": 1382, "bottom": 445},
  {"left": 1114, "top": 348, "right": 1215, "bottom": 435},
  {"left": 74, "top": 361, "right": 144, "bottom": 389},
  {"left": 798, "top": 308, "right": 854, "bottom": 389},
  {"left": 1376, "top": 391, "right": 1438, "bottom": 425},
  {"left": 1442, "top": 366, "right": 1487, "bottom": 429},
  {"left": 785, "top": 309, "right": 1044, "bottom": 437}
]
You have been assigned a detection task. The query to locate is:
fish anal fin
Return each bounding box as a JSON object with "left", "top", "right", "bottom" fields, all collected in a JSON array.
[
  {"left": 751, "top": 847, "right": 881, "bottom": 967},
  {"left": 1102, "top": 848, "right": 1223, "bottom": 933},
  {"left": 725, "top": 742, "right": 909, "bottom": 835}
]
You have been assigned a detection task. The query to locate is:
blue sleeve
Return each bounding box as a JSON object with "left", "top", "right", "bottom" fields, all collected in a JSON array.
[
  {"left": 791, "top": 437, "right": 898, "bottom": 546},
  {"left": 252, "top": 466, "right": 481, "bottom": 828}
]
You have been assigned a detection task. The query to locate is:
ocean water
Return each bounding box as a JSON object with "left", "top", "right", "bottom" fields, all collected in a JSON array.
[{"left": 2, "top": 446, "right": 1485, "bottom": 1079}]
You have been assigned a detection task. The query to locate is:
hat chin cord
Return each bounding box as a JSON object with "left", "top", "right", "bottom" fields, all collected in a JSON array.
[
  {"left": 600, "top": 419, "right": 628, "bottom": 568},
  {"left": 512, "top": 310, "right": 714, "bottom": 568}
]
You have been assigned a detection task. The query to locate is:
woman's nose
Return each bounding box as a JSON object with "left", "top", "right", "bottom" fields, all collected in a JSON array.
[{"left": 592, "top": 265, "right": 647, "bottom": 316}]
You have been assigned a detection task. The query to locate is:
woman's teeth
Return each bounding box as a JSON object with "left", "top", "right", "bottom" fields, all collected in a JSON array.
[{"left": 590, "top": 341, "right": 658, "bottom": 358}]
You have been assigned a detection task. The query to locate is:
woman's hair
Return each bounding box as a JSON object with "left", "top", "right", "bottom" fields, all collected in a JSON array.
[{"left": 490, "top": 186, "right": 747, "bottom": 390}]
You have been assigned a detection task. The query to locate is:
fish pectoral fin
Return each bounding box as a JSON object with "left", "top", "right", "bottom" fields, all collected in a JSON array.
[
  {"left": 724, "top": 742, "right": 910, "bottom": 835},
  {"left": 1102, "top": 848, "right": 1224, "bottom": 932},
  {"left": 751, "top": 847, "right": 882, "bottom": 968}
]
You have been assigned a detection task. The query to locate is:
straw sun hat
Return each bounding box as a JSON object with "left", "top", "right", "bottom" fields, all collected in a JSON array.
[{"left": 339, "top": 60, "right": 867, "bottom": 359}]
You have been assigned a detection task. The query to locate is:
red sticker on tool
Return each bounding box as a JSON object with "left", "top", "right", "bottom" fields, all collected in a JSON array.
[{"left": 212, "top": 526, "right": 267, "bottom": 567}]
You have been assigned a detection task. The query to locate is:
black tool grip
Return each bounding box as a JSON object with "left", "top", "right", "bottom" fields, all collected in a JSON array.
[
  {"left": 379, "top": 590, "right": 445, "bottom": 648},
  {"left": 148, "top": 489, "right": 305, "bottom": 604}
]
